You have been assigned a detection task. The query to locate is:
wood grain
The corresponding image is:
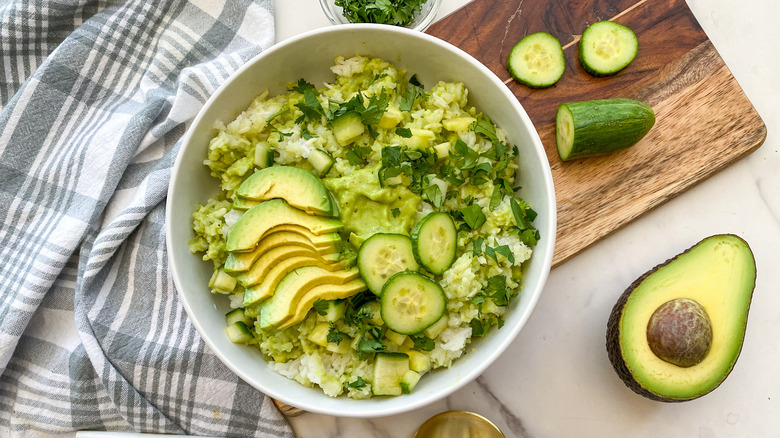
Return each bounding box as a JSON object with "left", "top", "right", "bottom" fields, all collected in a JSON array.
[{"left": 427, "top": 0, "right": 767, "bottom": 266}]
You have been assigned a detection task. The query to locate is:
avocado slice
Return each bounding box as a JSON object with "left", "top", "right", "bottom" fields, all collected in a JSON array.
[
  {"left": 257, "top": 266, "right": 361, "bottom": 329},
  {"left": 224, "top": 231, "right": 343, "bottom": 274},
  {"left": 277, "top": 278, "right": 367, "bottom": 329},
  {"left": 235, "top": 246, "right": 344, "bottom": 288},
  {"left": 226, "top": 199, "right": 343, "bottom": 252},
  {"left": 606, "top": 234, "right": 756, "bottom": 402},
  {"left": 235, "top": 166, "right": 334, "bottom": 216}
]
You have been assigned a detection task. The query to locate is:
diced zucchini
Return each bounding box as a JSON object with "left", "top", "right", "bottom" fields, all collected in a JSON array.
[
  {"left": 326, "top": 337, "right": 352, "bottom": 354},
  {"left": 579, "top": 21, "right": 638, "bottom": 77},
  {"left": 308, "top": 322, "right": 331, "bottom": 348},
  {"left": 379, "top": 104, "right": 403, "bottom": 129},
  {"left": 400, "top": 370, "right": 421, "bottom": 394},
  {"left": 307, "top": 148, "right": 334, "bottom": 176},
  {"left": 225, "top": 308, "right": 252, "bottom": 326},
  {"left": 407, "top": 350, "right": 431, "bottom": 373},
  {"left": 423, "top": 314, "right": 449, "bottom": 339},
  {"left": 381, "top": 272, "right": 446, "bottom": 335},
  {"left": 359, "top": 300, "right": 384, "bottom": 326},
  {"left": 225, "top": 321, "right": 254, "bottom": 344},
  {"left": 357, "top": 233, "right": 419, "bottom": 295},
  {"left": 385, "top": 330, "right": 408, "bottom": 346},
  {"left": 402, "top": 128, "right": 435, "bottom": 149},
  {"left": 316, "top": 299, "right": 347, "bottom": 322},
  {"left": 507, "top": 32, "right": 565, "bottom": 88},
  {"left": 372, "top": 353, "right": 410, "bottom": 396},
  {"left": 254, "top": 142, "right": 274, "bottom": 168},
  {"left": 432, "top": 142, "right": 451, "bottom": 160},
  {"left": 332, "top": 112, "right": 364, "bottom": 145},
  {"left": 411, "top": 212, "right": 457, "bottom": 275},
  {"left": 442, "top": 117, "right": 476, "bottom": 132},
  {"left": 210, "top": 268, "right": 237, "bottom": 293}
]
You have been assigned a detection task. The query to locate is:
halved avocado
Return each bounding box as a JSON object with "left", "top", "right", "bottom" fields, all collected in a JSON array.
[
  {"left": 225, "top": 199, "right": 342, "bottom": 252},
  {"left": 235, "top": 166, "right": 334, "bottom": 216},
  {"left": 606, "top": 234, "right": 756, "bottom": 402},
  {"left": 257, "top": 266, "right": 361, "bottom": 329},
  {"left": 224, "top": 231, "right": 343, "bottom": 274}
]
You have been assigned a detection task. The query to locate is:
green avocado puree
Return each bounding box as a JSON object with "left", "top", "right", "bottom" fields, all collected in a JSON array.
[{"left": 323, "top": 164, "right": 420, "bottom": 240}]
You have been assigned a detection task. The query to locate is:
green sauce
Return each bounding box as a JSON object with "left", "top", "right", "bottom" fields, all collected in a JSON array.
[{"left": 324, "top": 164, "right": 420, "bottom": 240}]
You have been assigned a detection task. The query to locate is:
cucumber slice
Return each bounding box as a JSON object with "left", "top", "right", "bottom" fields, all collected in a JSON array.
[
  {"left": 308, "top": 148, "right": 334, "bottom": 176},
  {"left": 380, "top": 272, "right": 446, "bottom": 335},
  {"left": 372, "top": 352, "right": 410, "bottom": 396},
  {"left": 357, "top": 233, "right": 420, "bottom": 295},
  {"left": 225, "top": 321, "right": 254, "bottom": 344},
  {"left": 579, "top": 21, "right": 638, "bottom": 77},
  {"left": 556, "top": 98, "right": 655, "bottom": 161},
  {"left": 507, "top": 32, "right": 565, "bottom": 88},
  {"left": 411, "top": 212, "right": 457, "bottom": 275}
]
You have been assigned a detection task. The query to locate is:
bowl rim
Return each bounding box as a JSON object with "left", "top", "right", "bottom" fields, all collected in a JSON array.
[{"left": 166, "top": 23, "right": 556, "bottom": 417}]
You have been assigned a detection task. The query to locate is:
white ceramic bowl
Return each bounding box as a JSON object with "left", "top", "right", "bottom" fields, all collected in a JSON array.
[
  {"left": 166, "top": 24, "right": 556, "bottom": 418},
  {"left": 319, "top": 0, "right": 442, "bottom": 32}
]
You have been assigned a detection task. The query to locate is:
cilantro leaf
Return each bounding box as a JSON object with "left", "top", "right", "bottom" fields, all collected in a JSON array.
[
  {"left": 292, "top": 79, "right": 324, "bottom": 123},
  {"left": 346, "top": 377, "right": 367, "bottom": 390},
  {"left": 391, "top": 207, "right": 401, "bottom": 218},
  {"left": 327, "top": 326, "right": 345, "bottom": 344},
  {"left": 460, "top": 204, "right": 486, "bottom": 230},
  {"left": 411, "top": 335, "right": 435, "bottom": 352},
  {"left": 335, "top": 0, "right": 427, "bottom": 27},
  {"left": 395, "top": 127, "right": 412, "bottom": 138},
  {"left": 312, "top": 299, "right": 329, "bottom": 316}
]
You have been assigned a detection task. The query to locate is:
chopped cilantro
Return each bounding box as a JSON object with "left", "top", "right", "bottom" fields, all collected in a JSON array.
[
  {"left": 312, "top": 299, "right": 329, "bottom": 316},
  {"left": 459, "top": 204, "right": 486, "bottom": 230},
  {"left": 411, "top": 335, "right": 435, "bottom": 351},
  {"left": 391, "top": 207, "right": 401, "bottom": 217},
  {"left": 395, "top": 127, "right": 412, "bottom": 138},
  {"left": 473, "top": 236, "right": 484, "bottom": 256},
  {"left": 485, "top": 244, "right": 514, "bottom": 264},
  {"left": 335, "top": 0, "right": 429, "bottom": 27},
  {"left": 345, "top": 145, "right": 373, "bottom": 166},
  {"left": 327, "top": 326, "right": 345, "bottom": 344},
  {"left": 346, "top": 376, "right": 367, "bottom": 390},
  {"left": 291, "top": 79, "right": 324, "bottom": 124},
  {"left": 400, "top": 74, "right": 424, "bottom": 111}
]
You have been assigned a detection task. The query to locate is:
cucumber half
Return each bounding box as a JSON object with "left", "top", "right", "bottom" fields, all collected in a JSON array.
[
  {"left": 357, "top": 233, "right": 420, "bottom": 295},
  {"left": 556, "top": 98, "right": 655, "bottom": 161},
  {"left": 579, "top": 21, "right": 638, "bottom": 77},
  {"left": 507, "top": 32, "right": 565, "bottom": 88},
  {"left": 380, "top": 271, "right": 446, "bottom": 335},
  {"left": 411, "top": 212, "right": 457, "bottom": 275}
]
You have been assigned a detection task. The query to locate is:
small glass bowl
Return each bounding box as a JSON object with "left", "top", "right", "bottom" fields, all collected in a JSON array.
[{"left": 319, "top": 0, "right": 442, "bottom": 32}]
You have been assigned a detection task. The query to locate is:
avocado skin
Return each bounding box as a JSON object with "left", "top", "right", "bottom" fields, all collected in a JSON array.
[{"left": 605, "top": 234, "right": 756, "bottom": 402}]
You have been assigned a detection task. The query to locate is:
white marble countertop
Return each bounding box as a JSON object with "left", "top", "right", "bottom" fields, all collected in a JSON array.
[{"left": 276, "top": 1, "right": 778, "bottom": 437}]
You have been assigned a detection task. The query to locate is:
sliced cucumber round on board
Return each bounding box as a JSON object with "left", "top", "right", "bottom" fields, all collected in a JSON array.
[
  {"left": 507, "top": 32, "right": 565, "bottom": 88},
  {"left": 556, "top": 98, "right": 655, "bottom": 161},
  {"left": 579, "top": 21, "right": 638, "bottom": 77}
]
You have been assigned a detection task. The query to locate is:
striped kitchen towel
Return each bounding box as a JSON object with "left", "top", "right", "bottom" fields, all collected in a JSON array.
[{"left": 0, "top": 0, "right": 293, "bottom": 436}]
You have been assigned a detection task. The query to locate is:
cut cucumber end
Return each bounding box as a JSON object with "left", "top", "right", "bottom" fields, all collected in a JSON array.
[
  {"left": 507, "top": 32, "right": 565, "bottom": 88},
  {"left": 579, "top": 21, "right": 638, "bottom": 77},
  {"left": 555, "top": 104, "right": 575, "bottom": 161}
]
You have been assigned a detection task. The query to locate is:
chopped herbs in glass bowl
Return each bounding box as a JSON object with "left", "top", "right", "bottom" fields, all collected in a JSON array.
[{"left": 320, "top": 0, "right": 442, "bottom": 32}]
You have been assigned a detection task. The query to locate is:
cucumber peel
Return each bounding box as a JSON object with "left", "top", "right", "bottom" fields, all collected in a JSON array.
[{"left": 556, "top": 98, "right": 655, "bottom": 161}]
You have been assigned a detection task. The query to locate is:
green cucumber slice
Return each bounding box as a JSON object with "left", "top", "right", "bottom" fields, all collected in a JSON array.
[
  {"left": 380, "top": 271, "right": 446, "bottom": 335},
  {"left": 411, "top": 212, "right": 457, "bottom": 275},
  {"left": 507, "top": 32, "right": 565, "bottom": 88},
  {"left": 357, "top": 233, "right": 419, "bottom": 295},
  {"left": 556, "top": 98, "right": 655, "bottom": 161},
  {"left": 579, "top": 21, "right": 638, "bottom": 77}
]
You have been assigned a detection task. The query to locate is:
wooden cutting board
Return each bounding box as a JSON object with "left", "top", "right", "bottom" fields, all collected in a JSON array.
[{"left": 427, "top": 0, "right": 767, "bottom": 267}]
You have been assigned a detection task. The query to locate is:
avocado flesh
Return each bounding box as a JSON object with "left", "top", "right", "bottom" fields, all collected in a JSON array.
[
  {"left": 224, "top": 231, "right": 342, "bottom": 274},
  {"left": 607, "top": 234, "right": 756, "bottom": 402},
  {"left": 235, "top": 166, "right": 333, "bottom": 216},
  {"left": 226, "top": 199, "right": 343, "bottom": 252}
]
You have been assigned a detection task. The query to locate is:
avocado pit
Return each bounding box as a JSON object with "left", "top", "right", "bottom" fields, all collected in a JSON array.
[{"left": 646, "top": 298, "right": 712, "bottom": 367}]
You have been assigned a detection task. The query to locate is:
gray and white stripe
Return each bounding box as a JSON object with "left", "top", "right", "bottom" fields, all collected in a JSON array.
[{"left": 0, "top": 1, "right": 291, "bottom": 436}]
